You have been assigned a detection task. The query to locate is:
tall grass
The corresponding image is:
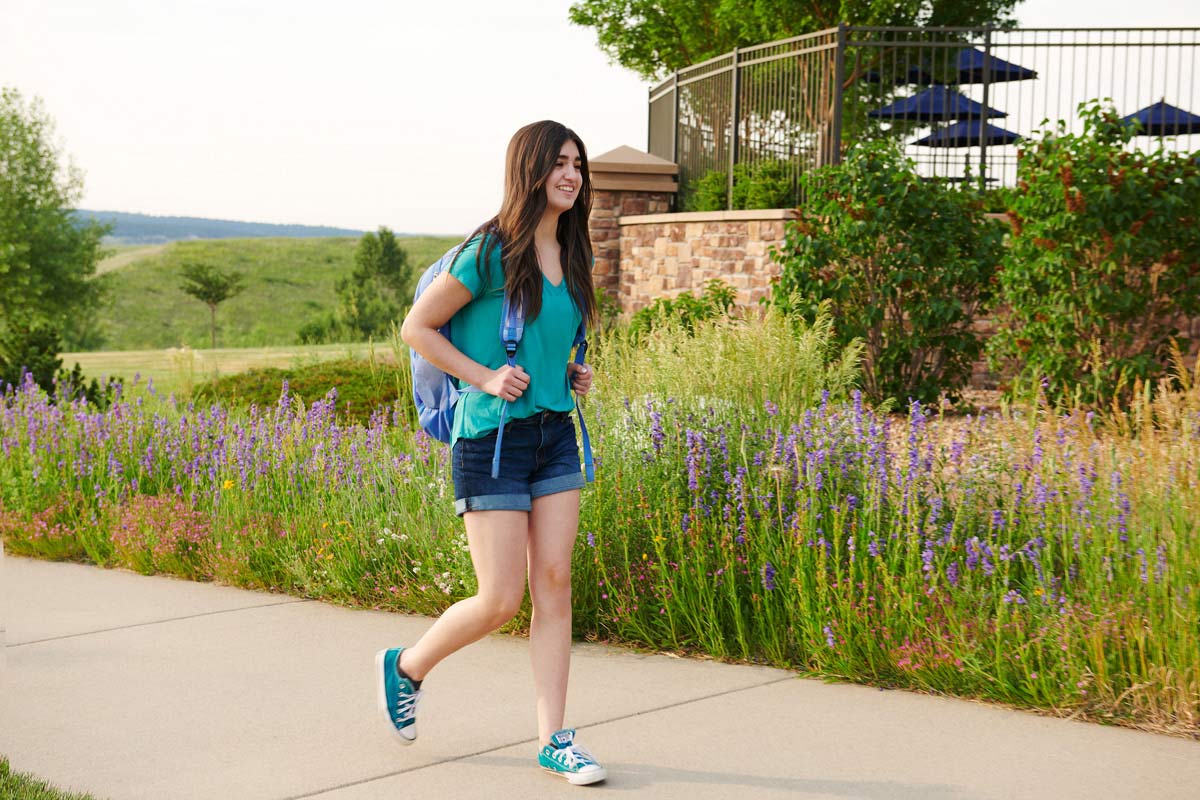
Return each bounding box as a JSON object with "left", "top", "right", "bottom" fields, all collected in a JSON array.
[
  {"left": 595, "top": 305, "right": 862, "bottom": 416},
  {"left": 2, "top": 313, "right": 1197, "bottom": 735},
  {"left": 0, "top": 757, "right": 101, "bottom": 800}
]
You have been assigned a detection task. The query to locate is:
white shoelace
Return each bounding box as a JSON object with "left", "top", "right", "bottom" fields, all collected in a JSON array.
[
  {"left": 395, "top": 688, "right": 421, "bottom": 722},
  {"left": 554, "top": 743, "right": 598, "bottom": 769}
]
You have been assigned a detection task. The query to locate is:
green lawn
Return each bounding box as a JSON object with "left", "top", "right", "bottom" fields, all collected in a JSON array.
[
  {"left": 91, "top": 235, "right": 460, "bottom": 351},
  {"left": 61, "top": 341, "right": 401, "bottom": 398},
  {"left": 0, "top": 757, "right": 100, "bottom": 800}
]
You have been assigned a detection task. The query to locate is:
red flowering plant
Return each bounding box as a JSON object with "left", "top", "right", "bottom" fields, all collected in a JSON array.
[
  {"left": 771, "top": 139, "right": 1004, "bottom": 405},
  {"left": 989, "top": 100, "right": 1200, "bottom": 405}
]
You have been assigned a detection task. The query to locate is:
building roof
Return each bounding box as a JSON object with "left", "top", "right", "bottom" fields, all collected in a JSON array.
[{"left": 590, "top": 145, "right": 678, "bottom": 175}]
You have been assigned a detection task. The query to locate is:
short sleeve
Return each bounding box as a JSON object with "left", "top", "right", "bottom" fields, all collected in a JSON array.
[{"left": 448, "top": 234, "right": 502, "bottom": 300}]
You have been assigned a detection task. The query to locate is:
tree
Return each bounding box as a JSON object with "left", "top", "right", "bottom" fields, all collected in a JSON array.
[
  {"left": 568, "top": 0, "right": 1020, "bottom": 81},
  {"left": 0, "top": 87, "right": 109, "bottom": 347},
  {"left": 180, "top": 262, "right": 245, "bottom": 349},
  {"left": 0, "top": 318, "right": 61, "bottom": 393},
  {"left": 0, "top": 317, "right": 117, "bottom": 408},
  {"left": 336, "top": 226, "right": 412, "bottom": 340}
]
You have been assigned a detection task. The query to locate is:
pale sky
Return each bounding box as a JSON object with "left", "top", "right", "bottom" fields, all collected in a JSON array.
[{"left": 3, "top": 1, "right": 1197, "bottom": 235}]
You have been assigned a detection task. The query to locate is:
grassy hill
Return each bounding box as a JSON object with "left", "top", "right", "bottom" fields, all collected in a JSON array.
[{"left": 92, "top": 235, "right": 461, "bottom": 351}]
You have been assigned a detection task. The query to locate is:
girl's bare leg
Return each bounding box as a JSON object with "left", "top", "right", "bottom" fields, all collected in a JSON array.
[
  {"left": 526, "top": 489, "right": 581, "bottom": 745},
  {"left": 399, "top": 509, "right": 529, "bottom": 681}
]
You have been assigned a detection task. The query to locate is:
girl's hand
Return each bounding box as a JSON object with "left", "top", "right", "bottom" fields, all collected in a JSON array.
[
  {"left": 568, "top": 362, "right": 593, "bottom": 395},
  {"left": 482, "top": 364, "right": 530, "bottom": 402}
]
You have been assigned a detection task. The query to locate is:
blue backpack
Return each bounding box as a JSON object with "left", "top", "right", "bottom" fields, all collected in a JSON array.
[{"left": 409, "top": 242, "right": 594, "bottom": 482}]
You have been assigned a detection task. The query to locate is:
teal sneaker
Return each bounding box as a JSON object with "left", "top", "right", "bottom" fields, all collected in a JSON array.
[
  {"left": 538, "top": 728, "right": 607, "bottom": 785},
  {"left": 375, "top": 647, "right": 421, "bottom": 745}
]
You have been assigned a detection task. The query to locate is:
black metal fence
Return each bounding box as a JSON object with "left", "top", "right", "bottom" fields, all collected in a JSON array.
[{"left": 648, "top": 26, "right": 1200, "bottom": 209}]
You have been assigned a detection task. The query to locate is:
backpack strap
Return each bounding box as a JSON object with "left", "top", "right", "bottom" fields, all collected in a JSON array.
[
  {"left": 490, "top": 296, "right": 525, "bottom": 479},
  {"left": 570, "top": 321, "right": 595, "bottom": 483}
]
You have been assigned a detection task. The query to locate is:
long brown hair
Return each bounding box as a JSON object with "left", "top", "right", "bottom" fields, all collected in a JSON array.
[{"left": 461, "top": 120, "right": 596, "bottom": 325}]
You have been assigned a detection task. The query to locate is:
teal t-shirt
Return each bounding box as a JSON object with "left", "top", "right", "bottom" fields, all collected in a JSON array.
[{"left": 447, "top": 235, "right": 582, "bottom": 444}]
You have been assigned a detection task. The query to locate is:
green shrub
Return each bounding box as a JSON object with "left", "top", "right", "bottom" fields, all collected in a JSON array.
[
  {"left": 0, "top": 318, "right": 119, "bottom": 407},
  {"left": 684, "top": 159, "right": 796, "bottom": 211},
  {"left": 684, "top": 168, "right": 729, "bottom": 212},
  {"left": 296, "top": 312, "right": 348, "bottom": 345},
  {"left": 628, "top": 279, "right": 737, "bottom": 340},
  {"left": 0, "top": 319, "right": 62, "bottom": 393},
  {"left": 193, "top": 357, "right": 404, "bottom": 424},
  {"left": 988, "top": 101, "right": 1200, "bottom": 405},
  {"left": 771, "top": 139, "right": 1005, "bottom": 405},
  {"left": 593, "top": 286, "right": 622, "bottom": 333},
  {"left": 732, "top": 159, "right": 795, "bottom": 210}
]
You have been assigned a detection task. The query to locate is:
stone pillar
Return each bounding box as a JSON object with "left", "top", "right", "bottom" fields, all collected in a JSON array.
[{"left": 587, "top": 146, "right": 678, "bottom": 298}]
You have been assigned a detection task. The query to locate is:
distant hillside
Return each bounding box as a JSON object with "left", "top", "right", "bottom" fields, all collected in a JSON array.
[
  {"left": 91, "top": 235, "right": 462, "bottom": 351},
  {"left": 75, "top": 209, "right": 368, "bottom": 244}
]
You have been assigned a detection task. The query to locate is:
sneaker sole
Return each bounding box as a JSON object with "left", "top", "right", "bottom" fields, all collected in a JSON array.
[
  {"left": 541, "top": 765, "right": 608, "bottom": 786},
  {"left": 375, "top": 649, "right": 417, "bottom": 746}
]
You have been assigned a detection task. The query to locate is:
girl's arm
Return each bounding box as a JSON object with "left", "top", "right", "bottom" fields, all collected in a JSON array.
[{"left": 400, "top": 271, "right": 530, "bottom": 400}]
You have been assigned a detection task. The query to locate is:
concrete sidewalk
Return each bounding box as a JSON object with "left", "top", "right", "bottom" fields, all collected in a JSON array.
[{"left": 2, "top": 551, "right": 1197, "bottom": 800}]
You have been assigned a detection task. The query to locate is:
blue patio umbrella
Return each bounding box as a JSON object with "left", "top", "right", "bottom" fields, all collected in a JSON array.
[
  {"left": 955, "top": 48, "right": 1038, "bottom": 84},
  {"left": 1121, "top": 100, "right": 1200, "bottom": 136},
  {"left": 912, "top": 120, "right": 1021, "bottom": 148},
  {"left": 867, "top": 85, "right": 1007, "bottom": 122},
  {"left": 865, "top": 65, "right": 935, "bottom": 86}
]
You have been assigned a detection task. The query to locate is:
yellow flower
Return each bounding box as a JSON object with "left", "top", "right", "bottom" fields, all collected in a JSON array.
[
  {"left": 652, "top": 535, "right": 665, "bottom": 545},
  {"left": 321, "top": 522, "right": 329, "bottom": 530},
  {"left": 222, "top": 479, "right": 234, "bottom": 490},
  {"left": 642, "top": 552, "right": 648, "bottom": 560}
]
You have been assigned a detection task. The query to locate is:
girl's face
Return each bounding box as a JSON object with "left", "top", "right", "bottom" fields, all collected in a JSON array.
[{"left": 543, "top": 139, "right": 582, "bottom": 215}]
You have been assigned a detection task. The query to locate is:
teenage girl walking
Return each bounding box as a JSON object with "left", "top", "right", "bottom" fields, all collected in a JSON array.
[{"left": 379, "top": 120, "right": 605, "bottom": 786}]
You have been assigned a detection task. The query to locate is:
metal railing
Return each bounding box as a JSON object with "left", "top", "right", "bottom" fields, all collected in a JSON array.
[{"left": 648, "top": 26, "right": 1200, "bottom": 209}]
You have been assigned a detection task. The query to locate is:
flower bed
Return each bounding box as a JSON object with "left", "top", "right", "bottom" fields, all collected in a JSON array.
[{"left": 2, "top": 360, "right": 1197, "bottom": 735}]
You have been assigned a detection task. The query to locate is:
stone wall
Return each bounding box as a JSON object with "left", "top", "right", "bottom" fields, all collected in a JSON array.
[
  {"left": 589, "top": 189, "right": 672, "bottom": 298},
  {"left": 614, "top": 210, "right": 796, "bottom": 313}
]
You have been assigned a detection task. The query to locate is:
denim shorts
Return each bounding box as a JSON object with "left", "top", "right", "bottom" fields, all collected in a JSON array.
[{"left": 451, "top": 409, "right": 585, "bottom": 515}]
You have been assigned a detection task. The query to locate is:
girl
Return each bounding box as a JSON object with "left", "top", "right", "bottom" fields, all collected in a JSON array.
[{"left": 379, "top": 120, "right": 605, "bottom": 786}]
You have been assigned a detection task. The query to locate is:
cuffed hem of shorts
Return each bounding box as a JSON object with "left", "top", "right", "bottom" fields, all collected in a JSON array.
[
  {"left": 455, "top": 493, "right": 532, "bottom": 516},
  {"left": 529, "top": 471, "right": 586, "bottom": 499}
]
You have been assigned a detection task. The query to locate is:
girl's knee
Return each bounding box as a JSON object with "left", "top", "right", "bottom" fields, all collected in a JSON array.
[
  {"left": 532, "top": 562, "right": 572, "bottom": 595},
  {"left": 530, "top": 564, "right": 572, "bottom": 615},
  {"left": 478, "top": 592, "right": 523, "bottom": 629}
]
